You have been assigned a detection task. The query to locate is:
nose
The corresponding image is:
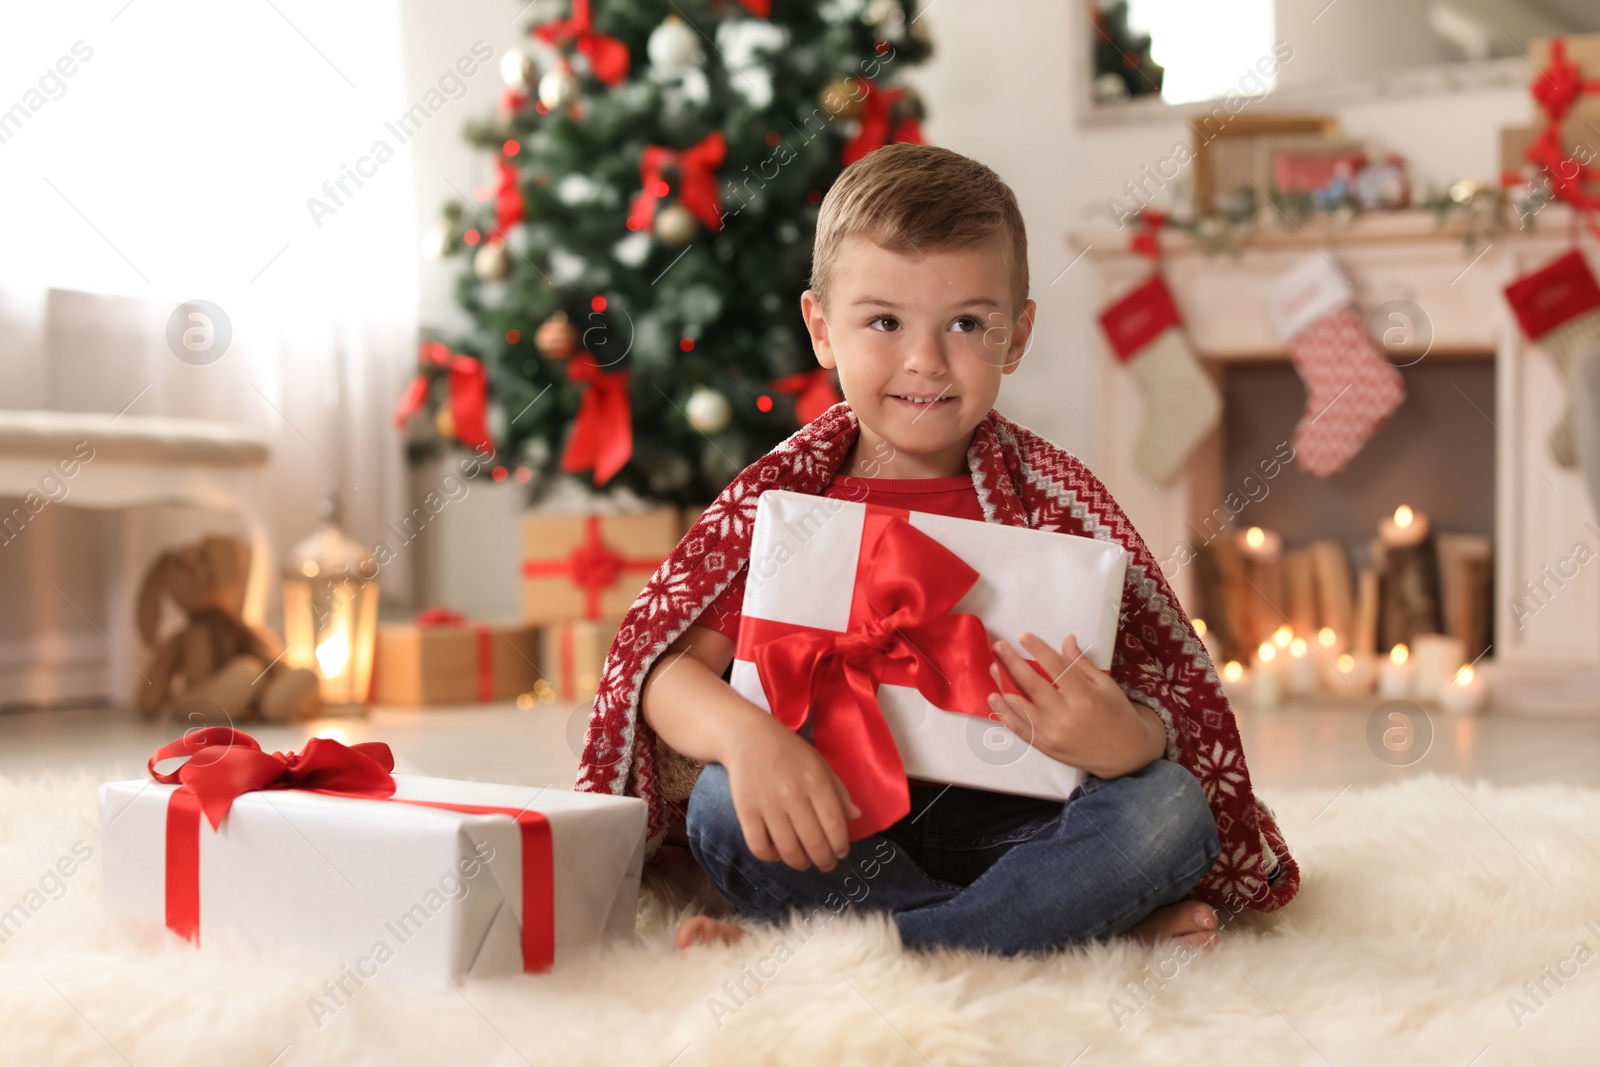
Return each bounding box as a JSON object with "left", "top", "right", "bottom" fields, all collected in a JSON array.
[{"left": 901, "top": 325, "right": 950, "bottom": 378}]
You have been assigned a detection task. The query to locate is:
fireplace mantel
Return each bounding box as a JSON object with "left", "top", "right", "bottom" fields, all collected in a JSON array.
[{"left": 1069, "top": 207, "right": 1600, "bottom": 713}]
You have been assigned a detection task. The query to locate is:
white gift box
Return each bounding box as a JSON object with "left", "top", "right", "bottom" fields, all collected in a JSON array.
[
  {"left": 99, "top": 775, "right": 646, "bottom": 987},
  {"left": 729, "top": 490, "right": 1129, "bottom": 802}
]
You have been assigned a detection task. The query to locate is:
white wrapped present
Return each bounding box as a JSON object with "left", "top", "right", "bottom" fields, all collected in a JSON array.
[
  {"left": 100, "top": 767, "right": 645, "bottom": 988},
  {"left": 729, "top": 490, "right": 1128, "bottom": 832}
]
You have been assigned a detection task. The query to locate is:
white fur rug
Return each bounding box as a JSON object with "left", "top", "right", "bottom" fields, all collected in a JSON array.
[{"left": 3, "top": 770, "right": 1599, "bottom": 1067}]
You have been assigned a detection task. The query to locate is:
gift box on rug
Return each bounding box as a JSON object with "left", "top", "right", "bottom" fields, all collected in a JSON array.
[
  {"left": 373, "top": 609, "right": 540, "bottom": 706},
  {"left": 520, "top": 510, "right": 677, "bottom": 624},
  {"left": 728, "top": 490, "right": 1129, "bottom": 836},
  {"left": 100, "top": 729, "right": 646, "bottom": 988},
  {"left": 534, "top": 618, "right": 618, "bottom": 704}
]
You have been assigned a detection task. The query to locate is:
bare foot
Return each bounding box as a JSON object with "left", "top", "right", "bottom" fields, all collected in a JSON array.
[
  {"left": 675, "top": 915, "right": 747, "bottom": 952},
  {"left": 1129, "top": 900, "right": 1219, "bottom": 949}
]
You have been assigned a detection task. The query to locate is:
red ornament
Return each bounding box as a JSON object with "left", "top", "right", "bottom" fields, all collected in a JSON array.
[
  {"left": 756, "top": 394, "right": 774, "bottom": 413},
  {"left": 678, "top": 337, "right": 694, "bottom": 352},
  {"left": 771, "top": 368, "right": 842, "bottom": 425},
  {"left": 591, "top": 294, "right": 607, "bottom": 312}
]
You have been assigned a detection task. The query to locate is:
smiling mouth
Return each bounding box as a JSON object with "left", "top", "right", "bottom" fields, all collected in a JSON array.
[{"left": 889, "top": 393, "right": 956, "bottom": 406}]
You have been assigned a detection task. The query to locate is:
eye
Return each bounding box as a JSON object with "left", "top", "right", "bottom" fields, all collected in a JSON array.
[
  {"left": 868, "top": 315, "right": 899, "bottom": 332},
  {"left": 951, "top": 315, "right": 982, "bottom": 333}
]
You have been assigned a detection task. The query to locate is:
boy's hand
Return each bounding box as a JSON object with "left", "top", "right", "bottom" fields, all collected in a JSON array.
[
  {"left": 722, "top": 713, "right": 862, "bottom": 872},
  {"left": 985, "top": 633, "right": 1165, "bottom": 780}
]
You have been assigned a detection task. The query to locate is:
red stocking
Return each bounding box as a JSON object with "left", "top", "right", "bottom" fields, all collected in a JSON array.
[{"left": 1267, "top": 254, "right": 1405, "bottom": 478}]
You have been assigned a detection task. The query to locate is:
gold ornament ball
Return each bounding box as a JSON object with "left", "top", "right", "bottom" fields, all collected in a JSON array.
[
  {"left": 654, "top": 203, "right": 698, "bottom": 245},
  {"left": 538, "top": 67, "right": 579, "bottom": 110},
  {"left": 536, "top": 312, "right": 577, "bottom": 359},
  {"left": 685, "top": 386, "right": 731, "bottom": 434},
  {"left": 474, "top": 239, "right": 509, "bottom": 281},
  {"left": 822, "top": 76, "right": 864, "bottom": 121}
]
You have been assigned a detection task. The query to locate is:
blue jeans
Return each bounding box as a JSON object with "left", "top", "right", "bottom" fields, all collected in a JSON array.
[{"left": 685, "top": 759, "right": 1221, "bottom": 956}]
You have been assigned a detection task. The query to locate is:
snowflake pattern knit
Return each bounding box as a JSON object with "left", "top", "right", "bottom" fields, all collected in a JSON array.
[{"left": 575, "top": 404, "right": 1300, "bottom": 914}]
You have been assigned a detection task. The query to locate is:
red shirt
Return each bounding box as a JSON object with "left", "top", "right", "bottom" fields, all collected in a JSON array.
[{"left": 696, "top": 473, "right": 985, "bottom": 644}]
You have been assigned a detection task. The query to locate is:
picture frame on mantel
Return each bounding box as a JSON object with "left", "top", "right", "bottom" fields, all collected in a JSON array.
[{"left": 1188, "top": 113, "right": 1338, "bottom": 216}]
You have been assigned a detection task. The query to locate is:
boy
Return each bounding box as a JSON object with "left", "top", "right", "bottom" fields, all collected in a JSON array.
[{"left": 576, "top": 144, "right": 1297, "bottom": 956}]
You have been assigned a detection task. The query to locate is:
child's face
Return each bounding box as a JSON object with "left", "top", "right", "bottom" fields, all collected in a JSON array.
[{"left": 800, "top": 234, "right": 1035, "bottom": 476}]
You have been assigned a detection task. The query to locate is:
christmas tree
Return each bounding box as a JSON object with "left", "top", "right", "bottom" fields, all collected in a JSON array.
[{"left": 414, "top": 0, "right": 932, "bottom": 504}]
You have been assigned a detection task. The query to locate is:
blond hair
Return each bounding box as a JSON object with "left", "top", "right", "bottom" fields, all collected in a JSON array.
[{"left": 808, "top": 143, "right": 1029, "bottom": 313}]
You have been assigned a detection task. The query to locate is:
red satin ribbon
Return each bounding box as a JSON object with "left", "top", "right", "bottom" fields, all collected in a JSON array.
[
  {"left": 771, "top": 368, "right": 842, "bottom": 425},
  {"left": 394, "top": 342, "right": 492, "bottom": 451},
  {"left": 413, "top": 608, "right": 496, "bottom": 702},
  {"left": 522, "top": 514, "right": 665, "bottom": 619},
  {"left": 735, "top": 507, "right": 1004, "bottom": 839},
  {"left": 533, "top": 0, "right": 629, "bottom": 86},
  {"left": 628, "top": 130, "right": 727, "bottom": 233},
  {"left": 151, "top": 728, "right": 554, "bottom": 971},
  {"left": 559, "top": 354, "right": 633, "bottom": 485},
  {"left": 842, "top": 80, "right": 925, "bottom": 167}
]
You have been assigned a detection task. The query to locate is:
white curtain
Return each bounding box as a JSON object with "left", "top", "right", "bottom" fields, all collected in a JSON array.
[{"left": 0, "top": 0, "right": 420, "bottom": 706}]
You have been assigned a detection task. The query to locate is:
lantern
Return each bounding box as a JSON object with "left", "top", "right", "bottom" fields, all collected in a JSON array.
[{"left": 282, "top": 490, "right": 378, "bottom": 707}]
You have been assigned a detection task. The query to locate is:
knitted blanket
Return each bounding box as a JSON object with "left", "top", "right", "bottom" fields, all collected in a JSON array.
[{"left": 576, "top": 404, "right": 1298, "bottom": 913}]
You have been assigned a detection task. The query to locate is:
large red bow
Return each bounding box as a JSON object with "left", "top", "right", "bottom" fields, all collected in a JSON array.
[
  {"left": 842, "top": 80, "right": 925, "bottom": 167},
  {"left": 149, "top": 726, "right": 397, "bottom": 832},
  {"left": 560, "top": 353, "right": 633, "bottom": 485},
  {"left": 770, "top": 368, "right": 842, "bottom": 426},
  {"left": 628, "top": 130, "right": 727, "bottom": 233},
  {"left": 148, "top": 728, "right": 556, "bottom": 970},
  {"left": 741, "top": 509, "right": 1001, "bottom": 838},
  {"left": 394, "top": 342, "right": 492, "bottom": 451},
  {"left": 533, "top": 0, "right": 629, "bottom": 86}
]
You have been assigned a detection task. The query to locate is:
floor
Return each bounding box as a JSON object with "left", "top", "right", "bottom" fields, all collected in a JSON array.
[{"left": 4, "top": 694, "right": 1600, "bottom": 796}]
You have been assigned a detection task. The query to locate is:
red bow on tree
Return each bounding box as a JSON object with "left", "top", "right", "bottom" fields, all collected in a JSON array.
[
  {"left": 533, "top": 0, "right": 629, "bottom": 86},
  {"left": 560, "top": 353, "right": 633, "bottom": 485},
  {"left": 394, "top": 342, "right": 492, "bottom": 451},
  {"left": 495, "top": 158, "right": 526, "bottom": 238},
  {"left": 771, "top": 368, "right": 842, "bottom": 425},
  {"left": 628, "top": 130, "right": 727, "bottom": 233},
  {"left": 842, "top": 80, "right": 925, "bottom": 166},
  {"left": 149, "top": 727, "right": 396, "bottom": 831}
]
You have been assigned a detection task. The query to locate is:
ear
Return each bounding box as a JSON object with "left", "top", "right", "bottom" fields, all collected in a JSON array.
[
  {"left": 1001, "top": 299, "right": 1037, "bottom": 376},
  {"left": 135, "top": 552, "right": 175, "bottom": 646},
  {"left": 800, "top": 289, "right": 837, "bottom": 370}
]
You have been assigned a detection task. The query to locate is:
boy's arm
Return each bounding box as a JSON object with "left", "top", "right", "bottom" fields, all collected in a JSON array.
[{"left": 640, "top": 624, "right": 860, "bottom": 871}]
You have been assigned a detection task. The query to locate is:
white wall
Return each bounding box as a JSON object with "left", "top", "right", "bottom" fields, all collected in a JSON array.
[{"left": 400, "top": 0, "right": 1534, "bottom": 470}]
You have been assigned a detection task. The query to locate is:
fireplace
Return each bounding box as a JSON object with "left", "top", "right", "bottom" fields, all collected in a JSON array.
[{"left": 1076, "top": 210, "right": 1600, "bottom": 714}]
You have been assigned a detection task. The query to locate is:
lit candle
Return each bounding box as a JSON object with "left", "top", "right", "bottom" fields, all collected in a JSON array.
[
  {"left": 1378, "top": 505, "right": 1430, "bottom": 547},
  {"left": 1238, "top": 525, "right": 1283, "bottom": 561},
  {"left": 1377, "top": 642, "right": 1414, "bottom": 699},
  {"left": 1439, "top": 664, "right": 1487, "bottom": 716},
  {"left": 1253, "top": 641, "right": 1282, "bottom": 710},
  {"left": 1410, "top": 633, "right": 1465, "bottom": 702},
  {"left": 1287, "top": 636, "right": 1317, "bottom": 695},
  {"left": 1336, "top": 651, "right": 1376, "bottom": 693}
]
